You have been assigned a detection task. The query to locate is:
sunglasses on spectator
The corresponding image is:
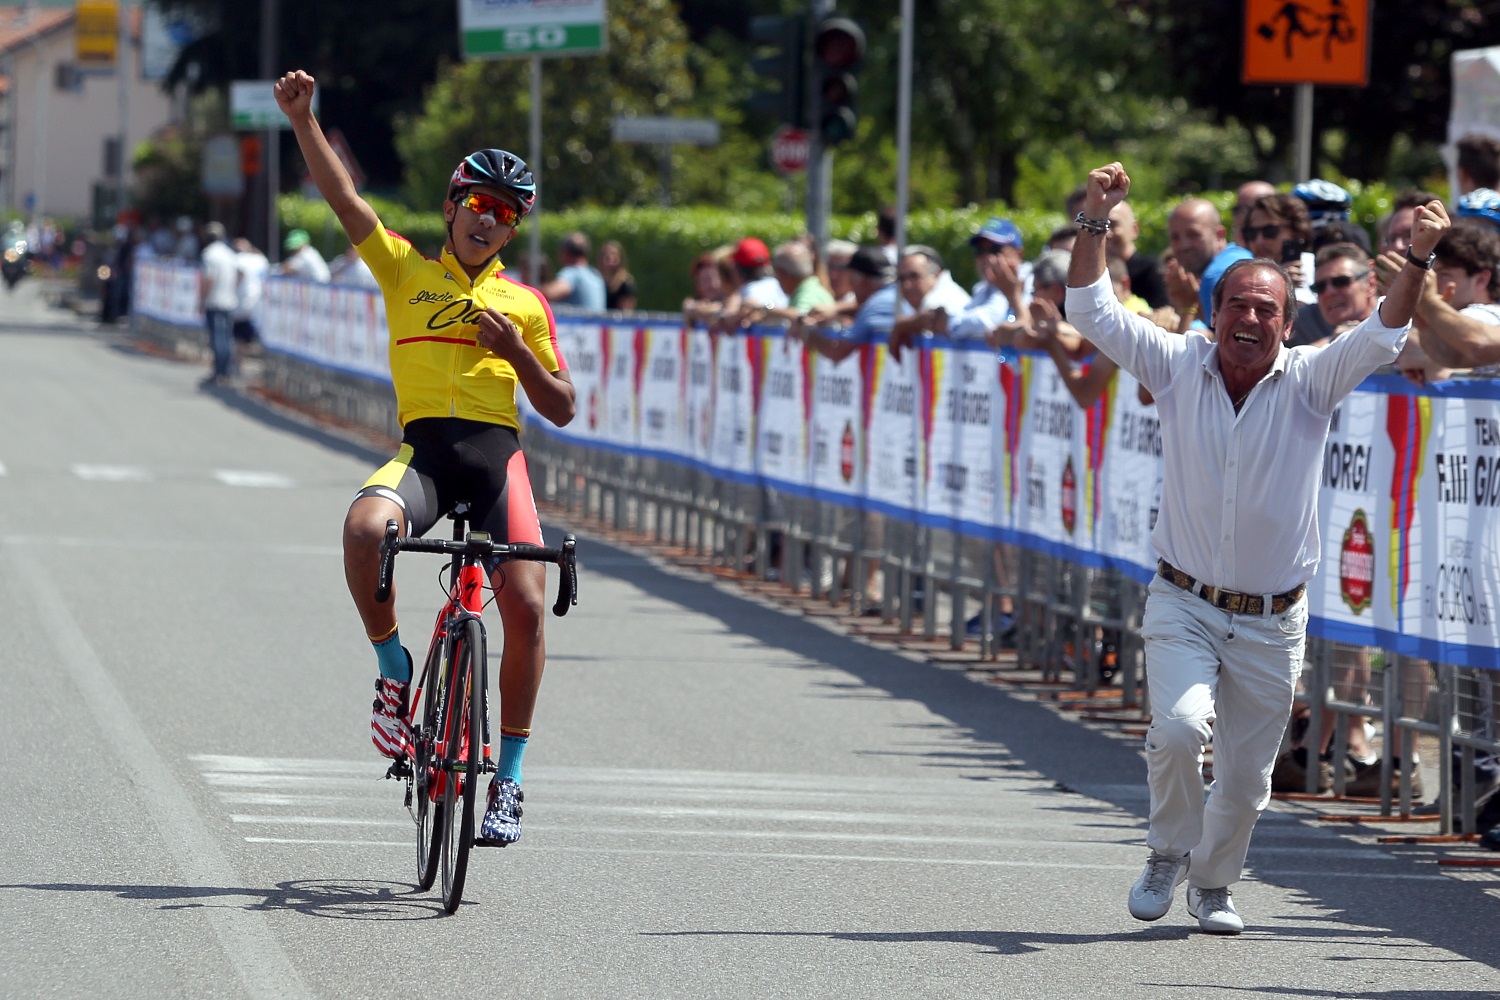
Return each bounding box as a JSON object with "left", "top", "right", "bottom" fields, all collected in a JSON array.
[
  {"left": 1242, "top": 223, "right": 1283, "bottom": 241},
  {"left": 457, "top": 191, "right": 522, "bottom": 227},
  {"left": 1310, "top": 270, "right": 1369, "bottom": 294}
]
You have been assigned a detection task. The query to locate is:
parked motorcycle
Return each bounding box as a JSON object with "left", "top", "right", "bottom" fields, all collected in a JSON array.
[{"left": 2, "top": 225, "right": 31, "bottom": 289}]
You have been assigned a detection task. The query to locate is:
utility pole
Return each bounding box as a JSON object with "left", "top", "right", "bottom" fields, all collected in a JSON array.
[
  {"left": 804, "top": 0, "right": 834, "bottom": 249},
  {"left": 260, "top": 0, "right": 278, "bottom": 260}
]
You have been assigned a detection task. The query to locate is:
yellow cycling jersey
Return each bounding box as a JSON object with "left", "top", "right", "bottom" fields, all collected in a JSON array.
[{"left": 356, "top": 224, "right": 564, "bottom": 430}]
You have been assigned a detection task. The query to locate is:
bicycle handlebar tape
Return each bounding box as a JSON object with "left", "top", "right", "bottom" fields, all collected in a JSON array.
[{"left": 375, "top": 519, "right": 401, "bottom": 603}]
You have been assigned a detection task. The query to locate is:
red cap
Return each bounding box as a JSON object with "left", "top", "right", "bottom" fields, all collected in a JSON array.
[{"left": 732, "top": 237, "right": 771, "bottom": 267}]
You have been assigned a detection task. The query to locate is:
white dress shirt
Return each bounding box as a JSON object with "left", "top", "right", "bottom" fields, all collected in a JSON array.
[{"left": 1065, "top": 271, "right": 1408, "bottom": 596}]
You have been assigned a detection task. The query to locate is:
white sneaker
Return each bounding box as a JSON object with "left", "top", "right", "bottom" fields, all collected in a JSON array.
[
  {"left": 1128, "top": 851, "right": 1188, "bottom": 921},
  {"left": 1186, "top": 884, "right": 1244, "bottom": 935}
]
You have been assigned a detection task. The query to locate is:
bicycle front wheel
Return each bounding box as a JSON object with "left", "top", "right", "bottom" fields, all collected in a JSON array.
[
  {"left": 440, "top": 617, "right": 485, "bottom": 913},
  {"left": 414, "top": 639, "right": 444, "bottom": 892}
]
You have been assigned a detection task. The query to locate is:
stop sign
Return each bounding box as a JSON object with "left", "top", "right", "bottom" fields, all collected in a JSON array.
[{"left": 770, "top": 125, "right": 810, "bottom": 176}]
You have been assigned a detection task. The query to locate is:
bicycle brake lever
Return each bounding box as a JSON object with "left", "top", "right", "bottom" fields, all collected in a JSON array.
[
  {"left": 375, "top": 519, "right": 400, "bottom": 603},
  {"left": 552, "top": 534, "right": 578, "bottom": 617}
]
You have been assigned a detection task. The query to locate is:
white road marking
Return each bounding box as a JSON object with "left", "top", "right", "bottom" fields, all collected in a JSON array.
[
  {"left": 0, "top": 459, "right": 7, "bottom": 475},
  {"left": 231, "top": 814, "right": 408, "bottom": 827},
  {"left": 214, "top": 470, "right": 296, "bottom": 488},
  {"left": 72, "top": 463, "right": 153, "bottom": 482}
]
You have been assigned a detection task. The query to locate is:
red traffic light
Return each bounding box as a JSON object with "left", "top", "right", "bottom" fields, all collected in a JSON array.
[{"left": 813, "top": 17, "right": 865, "bottom": 70}]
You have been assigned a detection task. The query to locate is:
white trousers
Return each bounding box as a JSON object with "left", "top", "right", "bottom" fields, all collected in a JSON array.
[{"left": 1138, "top": 575, "right": 1307, "bottom": 889}]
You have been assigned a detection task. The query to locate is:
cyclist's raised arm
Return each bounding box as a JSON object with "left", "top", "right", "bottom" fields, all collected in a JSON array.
[{"left": 274, "top": 70, "right": 378, "bottom": 247}]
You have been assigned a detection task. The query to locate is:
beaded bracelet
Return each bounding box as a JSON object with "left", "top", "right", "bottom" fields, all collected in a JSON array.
[{"left": 1074, "top": 212, "right": 1111, "bottom": 236}]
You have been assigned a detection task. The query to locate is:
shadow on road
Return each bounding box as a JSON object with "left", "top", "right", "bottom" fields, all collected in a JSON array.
[
  {"left": 0, "top": 879, "right": 450, "bottom": 920},
  {"left": 574, "top": 531, "right": 1500, "bottom": 974}
]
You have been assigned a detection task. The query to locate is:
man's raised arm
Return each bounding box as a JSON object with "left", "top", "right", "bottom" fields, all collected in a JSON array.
[
  {"left": 274, "top": 71, "right": 378, "bottom": 247},
  {"left": 1067, "top": 163, "right": 1130, "bottom": 290}
]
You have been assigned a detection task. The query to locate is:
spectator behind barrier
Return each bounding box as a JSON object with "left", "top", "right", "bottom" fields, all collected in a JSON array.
[
  {"left": 888, "top": 245, "right": 972, "bottom": 359},
  {"left": 1107, "top": 199, "right": 1169, "bottom": 309},
  {"left": 540, "top": 231, "right": 606, "bottom": 310},
  {"left": 682, "top": 251, "right": 725, "bottom": 322},
  {"left": 932, "top": 217, "right": 1027, "bottom": 342},
  {"left": 1164, "top": 198, "right": 1252, "bottom": 324},
  {"left": 1390, "top": 217, "right": 1500, "bottom": 382},
  {"left": 1379, "top": 189, "right": 1443, "bottom": 255},
  {"left": 1290, "top": 243, "right": 1375, "bottom": 348},
  {"left": 826, "top": 238, "right": 857, "bottom": 305},
  {"left": 232, "top": 237, "right": 270, "bottom": 349},
  {"left": 599, "top": 239, "right": 636, "bottom": 312},
  {"left": 1456, "top": 132, "right": 1500, "bottom": 194},
  {"left": 794, "top": 246, "right": 895, "bottom": 364},
  {"left": 738, "top": 241, "right": 834, "bottom": 329},
  {"left": 728, "top": 237, "right": 789, "bottom": 330},
  {"left": 280, "top": 228, "right": 331, "bottom": 282},
  {"left": 1243, "top": 193, "right": 1314, "bottom": 303},
  {"left": 1231, "top": 180, "right": 1277, "bottom": 248}
]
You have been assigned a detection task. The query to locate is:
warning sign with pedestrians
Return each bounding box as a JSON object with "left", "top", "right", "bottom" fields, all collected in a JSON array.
[{"left": 1242, "top": 0, "right": 1371, "bottom": 87}]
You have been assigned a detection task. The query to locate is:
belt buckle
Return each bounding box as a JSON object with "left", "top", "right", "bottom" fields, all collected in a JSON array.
[{"left": 1223, "top": 591, "right": 1245, "bottom": 614}]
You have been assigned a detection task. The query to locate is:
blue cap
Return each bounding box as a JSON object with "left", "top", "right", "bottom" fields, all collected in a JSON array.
[
  {"left": 1291, "top": 179, "right": 1352, "bottom": 223},
  {"left": 969, "top": 216, "right": 1023, "bottom": 250},
  {"left": 1457, "top": 188, "right": 1500, "bottom": 227}
]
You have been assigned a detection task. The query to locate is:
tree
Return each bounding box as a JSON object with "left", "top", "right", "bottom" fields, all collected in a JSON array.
[
  {"left": 395, "top": 0, "right": 712, "bottom": 211},
  {"left": 156, "top": 0, "right": 462, "bottom": 188}
]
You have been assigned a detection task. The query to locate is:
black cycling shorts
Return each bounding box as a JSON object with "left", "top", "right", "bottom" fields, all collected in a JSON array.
[{"left": 355, "top": 417, "right": 542, "bottom": 553}]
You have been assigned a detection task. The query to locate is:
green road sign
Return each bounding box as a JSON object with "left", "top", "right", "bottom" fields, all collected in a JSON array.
[{"left": 459, "top": 0, "right": 606, "bottom": 61}]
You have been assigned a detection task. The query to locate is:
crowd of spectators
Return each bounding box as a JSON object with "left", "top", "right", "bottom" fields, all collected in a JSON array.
[{"left": 659, "top": 147, "right": 1500, "bottom": 842}]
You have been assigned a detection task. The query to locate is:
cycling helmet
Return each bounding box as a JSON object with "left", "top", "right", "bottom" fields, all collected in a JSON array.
[
  {"left": 1291, "top": 179, "right": 1352, "bottom": 225},
  {"left": 447, "top": 149, "right": 536, "bottom": 216},
  {"left": 1457, "top": 187, "right": 1500, "bottom": 228}
]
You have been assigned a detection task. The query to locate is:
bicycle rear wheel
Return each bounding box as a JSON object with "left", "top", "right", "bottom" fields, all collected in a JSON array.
[
  {"left": 414, "top": 639, "right": 444, "bottom": 892},
  {"left": 440, "top": 617, "right": 485, "bottom": 913}
]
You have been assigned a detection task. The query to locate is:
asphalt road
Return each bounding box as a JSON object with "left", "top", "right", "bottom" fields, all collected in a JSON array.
[{"left": 1, "top": 279, "right": 1497, "bottom": 999}]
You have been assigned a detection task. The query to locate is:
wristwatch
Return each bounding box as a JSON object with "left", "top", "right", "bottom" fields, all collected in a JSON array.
[{"left": 1405, "top": 247, "right": 1437, "bottom": 270}]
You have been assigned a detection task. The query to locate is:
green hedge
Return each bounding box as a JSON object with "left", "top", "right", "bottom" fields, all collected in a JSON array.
[{"left": 279, "top": 181, "right": 1406, "bottom": 312}]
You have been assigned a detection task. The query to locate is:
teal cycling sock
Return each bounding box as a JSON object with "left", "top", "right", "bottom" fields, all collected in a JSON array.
[
  {"left": 372, "top": 629, "right": 411, "bottom": 682},
  {"left": 497, "top": 728, "right": 530, "bottom": 784}
]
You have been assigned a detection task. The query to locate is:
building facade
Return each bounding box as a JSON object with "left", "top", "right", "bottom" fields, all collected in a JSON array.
[{"left": 0, "top": 4, "right": 174, "bottom": 221}]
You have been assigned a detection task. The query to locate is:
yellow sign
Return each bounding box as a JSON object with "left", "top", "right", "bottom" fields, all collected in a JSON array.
[
  {"left": 76, "top": 1, "right": 120, "bottom": 69},
  {"left": 1243, "top": 0, "right": 1370, "bottom": 87}
]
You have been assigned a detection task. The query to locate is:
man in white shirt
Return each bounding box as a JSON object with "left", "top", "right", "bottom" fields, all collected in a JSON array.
[
  {"left": 232, "top": 238, "right": 270, "bottom": 349},
  {"left": 887, "top": 245, "right": 971, "bottom": 358},
  {"left": 280, "top": 229, "right": 331, "bottom": 282},
  {"left": 199, "top": 222, "right": 241, "bottom": 384},
  {"left": 1066, "top": 161, "right": 1447, "bottom": 936}
]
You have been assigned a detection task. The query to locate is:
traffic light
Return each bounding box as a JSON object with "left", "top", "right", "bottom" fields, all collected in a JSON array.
[
  {"left": 748, "top": 14, "right": 806, "bottom": 128},
  {"left": 813, "top": 17, "right": 865, "bottom": 146}
]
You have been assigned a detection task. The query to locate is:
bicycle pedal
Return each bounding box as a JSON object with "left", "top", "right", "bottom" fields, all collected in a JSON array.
[{"left": 384, "top": 758, "right": 413, "bottom": 781}]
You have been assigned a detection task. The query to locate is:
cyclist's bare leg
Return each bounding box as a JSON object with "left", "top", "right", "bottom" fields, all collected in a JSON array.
[
  {"left": 344, "top": 494, "right": 406, "bottom": 635},
  {"left": 491, "top": 559, "right": 547, "bottom": 729}
]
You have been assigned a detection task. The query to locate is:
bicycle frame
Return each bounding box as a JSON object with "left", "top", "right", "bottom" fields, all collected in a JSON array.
[{"left": 407, "top": 509, "right": 494, "bottom": 803}]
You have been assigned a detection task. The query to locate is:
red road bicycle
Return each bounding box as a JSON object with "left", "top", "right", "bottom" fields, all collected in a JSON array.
[{"left": 376, "top": 504, "right": 577, "bottom": 914}]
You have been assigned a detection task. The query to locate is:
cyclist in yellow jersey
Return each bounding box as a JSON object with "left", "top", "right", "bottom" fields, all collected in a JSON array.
[{"left": 276, "top": 70, "right": 575, "bottom": 845}]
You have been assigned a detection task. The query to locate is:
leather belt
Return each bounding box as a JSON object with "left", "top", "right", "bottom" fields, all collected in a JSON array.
[{"left": 1157, "top": 559, "right": 1305, "bottom": 616}]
